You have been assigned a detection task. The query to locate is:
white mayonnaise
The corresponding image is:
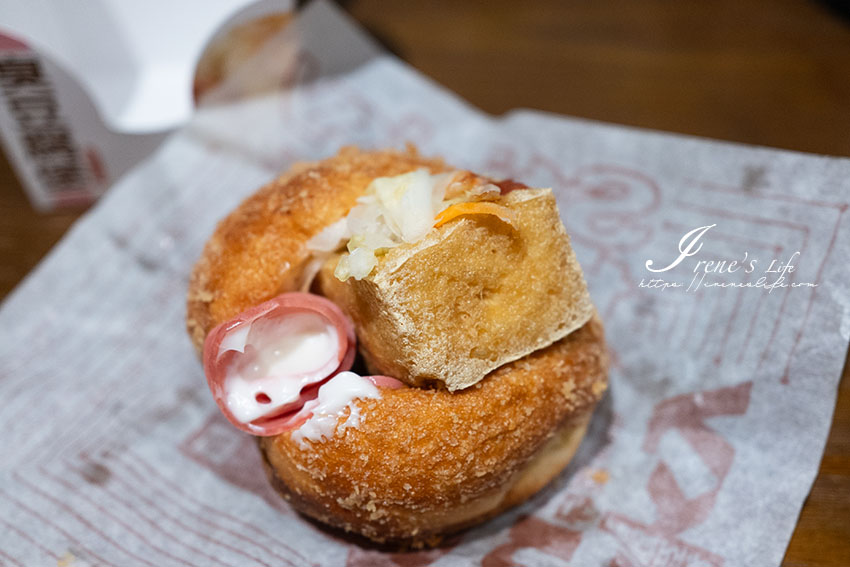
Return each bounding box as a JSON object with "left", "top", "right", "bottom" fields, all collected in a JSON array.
[
  {"left": 291, "top": 371, "right": 381, "bottom": 449},
  {"left": 223, "top": 312, "right": 340, "bottom": 424}
]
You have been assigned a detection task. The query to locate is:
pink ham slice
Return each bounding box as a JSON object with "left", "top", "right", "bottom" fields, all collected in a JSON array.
[
  {"left": 204, "top": 292, "right": 353, "bottom": 436},
  {"left": 203, "top": 292, "right": 402, "bottom": 436}
]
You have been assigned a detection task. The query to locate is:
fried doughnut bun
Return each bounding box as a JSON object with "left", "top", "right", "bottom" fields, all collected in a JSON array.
[{"left": 186, "top": 146, "right": 608, "bottom": 547}]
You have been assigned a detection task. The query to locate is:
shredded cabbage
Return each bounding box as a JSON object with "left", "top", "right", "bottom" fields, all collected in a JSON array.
[
  {"left": 318, "top": 168, "right": 503, "bottom": 281},
  {"left": 334, "top": 168, "right": 454, "bottom": 280}
]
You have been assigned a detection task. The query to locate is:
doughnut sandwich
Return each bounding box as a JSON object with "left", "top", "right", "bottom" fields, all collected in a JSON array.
[{"left": 186, "top": 146, "right": 608, "bottom": 547}]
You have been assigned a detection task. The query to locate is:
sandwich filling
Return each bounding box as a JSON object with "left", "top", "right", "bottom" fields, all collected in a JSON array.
[
  {"left": 307, "top": 168, "right": 515, "bottom": 281},
  {"left": 203, "top": 292, "right": 403, "bottom": 438},
  {"left": 290, "top": 371, "right": 381, "bottom": 448},
  {"left": 219, "top": 310, "right": 342, "bottom": 424}
]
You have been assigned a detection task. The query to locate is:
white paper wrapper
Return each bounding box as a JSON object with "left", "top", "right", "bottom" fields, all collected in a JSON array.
[{"left": 1, "top": 2, "right": 848, "bottom": 566}]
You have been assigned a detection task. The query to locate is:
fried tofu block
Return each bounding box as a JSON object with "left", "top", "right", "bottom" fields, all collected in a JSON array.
[{"left": 317, "top": 188, "right": 594, "bottom": 391}]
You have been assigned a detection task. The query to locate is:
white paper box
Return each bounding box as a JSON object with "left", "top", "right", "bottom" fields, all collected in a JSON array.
[{"left": 0, "top": 0, "right": 293, "bottom": 210}]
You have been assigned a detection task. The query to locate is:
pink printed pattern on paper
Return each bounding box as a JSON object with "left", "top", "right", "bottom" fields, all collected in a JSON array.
[{"left": 179, "top": 411, "right": 291, "bottom": 513}]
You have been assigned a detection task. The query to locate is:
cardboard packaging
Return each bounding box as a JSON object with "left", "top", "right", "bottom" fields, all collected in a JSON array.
[{"left": 0, "top": 0, "right": 293, "bottom": 210}]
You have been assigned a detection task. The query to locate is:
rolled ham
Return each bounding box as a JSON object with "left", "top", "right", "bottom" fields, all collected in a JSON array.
[{"left": 203, "top": 292, "right": 402, "bottom": 436}]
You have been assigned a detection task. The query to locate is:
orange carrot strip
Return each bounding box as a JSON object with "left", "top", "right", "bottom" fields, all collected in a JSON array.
[{"left": 434, "top": 202, "right": 517, "bottom": 228}]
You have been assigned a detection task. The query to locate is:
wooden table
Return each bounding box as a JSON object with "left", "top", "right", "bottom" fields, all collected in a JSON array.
[{"left": 1, "top": 0, "right": 848, "bottom": 563}]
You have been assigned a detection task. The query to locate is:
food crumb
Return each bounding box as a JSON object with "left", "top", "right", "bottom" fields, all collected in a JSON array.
[
  {"left": 590, "top": 469, "right": 610, "bottom": 484},
  {"left": 592, "top": 380, "right": 607, "bottom": 397}
]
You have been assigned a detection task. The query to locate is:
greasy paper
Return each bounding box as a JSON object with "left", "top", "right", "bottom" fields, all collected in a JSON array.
[{"left": 1, "top": 2, "right": 848, "bottom": 566}]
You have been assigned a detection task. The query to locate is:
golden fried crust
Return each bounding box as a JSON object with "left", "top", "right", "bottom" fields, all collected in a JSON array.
[
  {"left": 259, "top": 317, "right": 607, "bottom": 545},
  {"left": 186, "top": 146, "right": 447, "bottom": 352}
]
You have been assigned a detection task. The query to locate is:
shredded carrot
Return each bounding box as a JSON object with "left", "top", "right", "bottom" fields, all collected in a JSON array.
[{"left": 434, "top": 202, "right": 517, "bottom": 228}]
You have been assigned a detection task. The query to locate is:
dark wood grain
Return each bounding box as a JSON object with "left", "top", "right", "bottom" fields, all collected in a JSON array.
[
  {"left": 1, "top": 0, "right": 848, "bottom": 564},
  {"left": 0, "top": 153, "right": 80, "bottom": 300}
]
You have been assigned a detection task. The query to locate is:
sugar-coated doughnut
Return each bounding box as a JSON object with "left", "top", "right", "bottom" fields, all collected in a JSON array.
[{"left": 186, "top": 146, "right": 608, "bottom": 547}]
